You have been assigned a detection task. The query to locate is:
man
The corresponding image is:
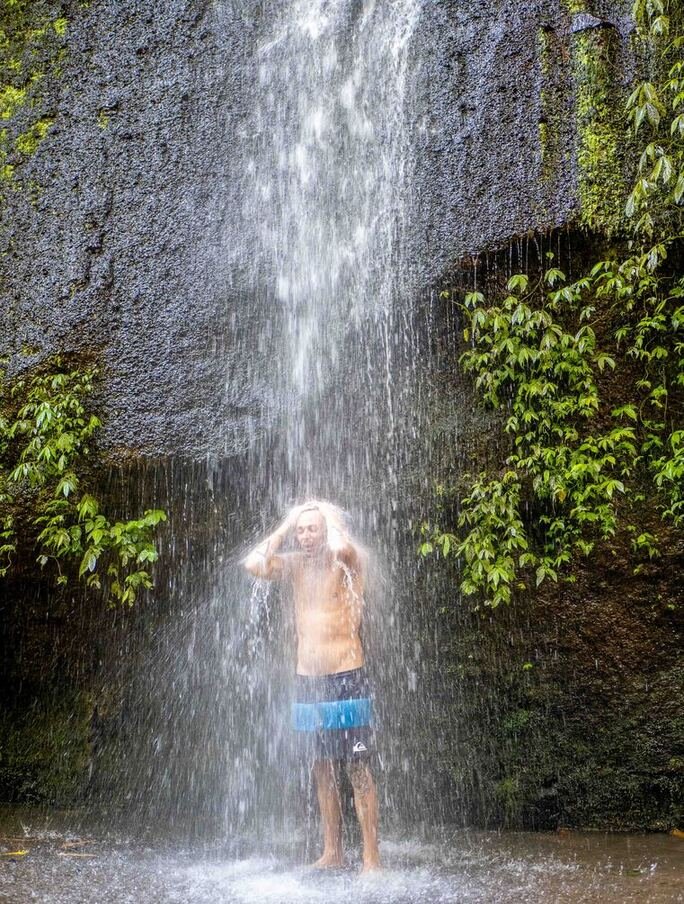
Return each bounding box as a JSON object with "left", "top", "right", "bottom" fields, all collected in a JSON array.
[{"left": 243, "top": 501, "right": 381, "bottom": 872}]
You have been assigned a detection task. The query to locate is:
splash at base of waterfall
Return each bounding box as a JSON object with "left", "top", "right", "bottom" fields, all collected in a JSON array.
[{"left": 0, "top": 809, "right": 681, "bottom": 904}]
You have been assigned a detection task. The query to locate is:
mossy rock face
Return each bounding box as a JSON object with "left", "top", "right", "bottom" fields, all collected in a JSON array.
[
  {"left": 0, "top": 1, "right": 68, "bottom": 196},
  {"left": 420, "top": 553, "right": 684, "bottom": 830},
  {"left": 0, "top": 692, "right": 92, "bottom": 804},
  {"left": 571, "top": 21, "right": 626, "bottom": 233},
  {"left": 425, "top": 229, "right": 684, "bottom": 831},
  {"left": 1, "top": 0, "right": 639, "bottom": 459}
]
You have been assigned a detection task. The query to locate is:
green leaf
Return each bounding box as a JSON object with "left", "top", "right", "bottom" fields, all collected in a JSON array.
[
  {"left": 507, "top": 274, "right": 529, "bottom": 293},
  {"left": 674, "top": 173, "right": 684, "bottom": 204},
  {"left": 596, "top": 354, "right": 616, "bottom": 373},
  {"left": 79, "top": 550, "right": 98, "bottom": 577}
]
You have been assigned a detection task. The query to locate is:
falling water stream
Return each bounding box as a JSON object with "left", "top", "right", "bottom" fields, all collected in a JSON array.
[
  {"left": 213, "top": 0, "right": 431, "bottom": 841},
  {"left": 1, "top": 2, "right": 682, "bottom": 902}
]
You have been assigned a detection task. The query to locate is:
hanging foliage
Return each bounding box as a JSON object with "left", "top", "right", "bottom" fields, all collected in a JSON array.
[
  {"left": 0, "top": 358, "right": 166, "bottom": 605},
  {"left": 423, "top": 0, "right": 684, "bottom": 607}
]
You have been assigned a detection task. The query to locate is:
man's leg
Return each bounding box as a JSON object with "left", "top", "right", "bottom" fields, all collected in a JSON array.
[
  {"left": 312, "top": 758, "right": 344, "bottom": 868},
  {"left": 347, "top": 761, "right": 381, "bottom": 871}
]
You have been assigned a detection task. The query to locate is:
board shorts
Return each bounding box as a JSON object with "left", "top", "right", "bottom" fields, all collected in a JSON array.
[{"left": 292, "top": 667, "right": 374, "bottom": 762}]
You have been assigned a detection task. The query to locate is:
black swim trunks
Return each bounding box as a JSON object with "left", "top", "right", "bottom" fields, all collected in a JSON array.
[{"left": 292, "top": 667, "right": 374, "bottom": 761}]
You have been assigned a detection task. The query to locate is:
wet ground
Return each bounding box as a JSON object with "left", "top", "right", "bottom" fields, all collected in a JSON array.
[{"left": 0, "top": 809, "right": 682, "bottom": 903}]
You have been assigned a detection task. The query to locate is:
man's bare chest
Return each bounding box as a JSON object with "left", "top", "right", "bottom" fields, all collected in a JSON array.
[{"left": 293, "top": 568, "right": 346, "bottom": 606}]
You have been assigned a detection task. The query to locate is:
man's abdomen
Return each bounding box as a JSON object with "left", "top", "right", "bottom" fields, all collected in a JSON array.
[
  {"left": 296, "top": 634, "right": 364, "bottom": 676},
  {"left": 295, "top": 604, "right": 364, "bottom": 676}
]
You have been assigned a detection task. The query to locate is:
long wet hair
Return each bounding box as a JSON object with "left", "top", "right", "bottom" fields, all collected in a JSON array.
[{"left": 291, "top": 499, "right": 369, "bottom": 579}]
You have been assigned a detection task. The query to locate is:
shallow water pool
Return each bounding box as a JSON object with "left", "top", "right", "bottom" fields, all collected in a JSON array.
[{"left": 0, "top": 811, "right": 682, "bottom": 903}]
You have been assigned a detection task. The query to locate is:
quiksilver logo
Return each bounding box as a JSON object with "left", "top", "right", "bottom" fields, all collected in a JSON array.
[{"left": 353, "top": 741, "right": 367, "bottom": 753}]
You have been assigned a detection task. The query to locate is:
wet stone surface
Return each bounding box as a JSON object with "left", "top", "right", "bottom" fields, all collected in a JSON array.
[{"left": 0, "top": 811, "right": 682, "bottom": 903}]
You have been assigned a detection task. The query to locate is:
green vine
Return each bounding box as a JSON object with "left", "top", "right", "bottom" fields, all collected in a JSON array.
[
  {"left": 0, "top": 359, "right": 166, "bottom": 605},
  {"left": 424, "top": 0, "right": 684, "bottom": 608}
]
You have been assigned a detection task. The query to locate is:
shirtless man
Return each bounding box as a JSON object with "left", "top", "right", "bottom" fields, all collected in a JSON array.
[{"left": 243, "top": 501, "right": 381, "bottom": 872}]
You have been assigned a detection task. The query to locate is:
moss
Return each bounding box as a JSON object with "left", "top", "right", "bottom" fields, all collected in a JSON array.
[
  {"left": 13, "top": 114, "right": 53, "bottom": 155},
  {"left": 495, "top": 776, "right": 523, "bottom": 825},
  {"left": 571, "top": 25, "right": 626, "bottom": 234},
  {"left": 0, "top": 83, "right": 26, "bottom": 119},
  {"left": 538, "top": 119, "right": 549, "bottom": 166},
  {"left": 563, "top": 0, "right": 588, "bottom": 12},
  {"left": 537, "top": 28, "right": 560, "bottom": 183},
  {"left": 97, "top": 109, "right": 109, "bottom": 130},
  {"left": 0, "top": 1, "right": 69, "bottom": 203},
  {"left": 0, "top": 692, "right": 93, "bottom": 804}
]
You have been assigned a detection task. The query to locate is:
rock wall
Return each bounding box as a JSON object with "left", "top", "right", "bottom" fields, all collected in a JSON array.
[{"left": 2, "top": 0, "right": 634, "bottom": 457}]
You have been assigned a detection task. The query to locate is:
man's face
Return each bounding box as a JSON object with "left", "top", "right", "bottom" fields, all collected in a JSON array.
[{"left": 295, "top": 509, "right": 327, "bottom": 556}]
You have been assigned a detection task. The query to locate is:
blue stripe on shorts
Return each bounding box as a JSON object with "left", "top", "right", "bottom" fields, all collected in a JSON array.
[{"left": 292, "top": 697, "right": 372, "bottom": 732}]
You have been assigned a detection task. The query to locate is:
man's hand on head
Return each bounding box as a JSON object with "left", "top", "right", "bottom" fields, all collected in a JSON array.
[
  {"left": 327, "top": 525, "right": 346, "bottom": 555},
  {"left": 265, "top": 535, "right": 282, "bottom": 562}
]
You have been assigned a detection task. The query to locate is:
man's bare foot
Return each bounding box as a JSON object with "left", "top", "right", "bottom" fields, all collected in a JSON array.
[
  {"left": 360, "top": 857, "right": 382, "bottom": 873},
  {"left": 311, "top": 851, "right": 345, "bottom": 869}
]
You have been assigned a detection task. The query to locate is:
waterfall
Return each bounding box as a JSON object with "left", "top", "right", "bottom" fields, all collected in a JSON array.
[
  {"left": 101, "top": 0, "right": 435, "bottom": 846},
  {"left": 242, "top": 0, "right": 419, "bottom": 400},
  {"left": 216, "top": 0, "right": 428, "bottom": 844},
  {"left": 217, "top": 0, "right": 422, "bottom": 479}
]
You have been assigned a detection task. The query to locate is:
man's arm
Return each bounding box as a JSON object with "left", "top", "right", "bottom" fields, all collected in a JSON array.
[
  {"left": 325, "top": 519, "right": 361, "bottom": 573},
  {"left": 242, "top": 510, "right": 299, "bottom": 580},
  {"left": 306, "top": 500, "right": 358, "bottom": 570}
]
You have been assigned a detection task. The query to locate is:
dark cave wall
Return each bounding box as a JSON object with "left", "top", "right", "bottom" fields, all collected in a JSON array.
[{"left": 421, "top": 543, "right": 684, "bottom": 830}]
